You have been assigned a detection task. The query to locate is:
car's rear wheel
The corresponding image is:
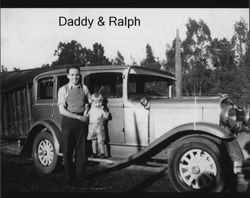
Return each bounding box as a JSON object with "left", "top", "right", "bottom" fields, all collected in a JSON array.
[
  {"left": 168, "top": 137, "right": 225, "bottom": 192},
  {"left": 32, "top": 131, "right": 60, "bottom": 174}
]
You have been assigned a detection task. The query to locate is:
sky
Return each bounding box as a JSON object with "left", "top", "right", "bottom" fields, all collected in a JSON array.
[{"left": 1, "top": 8, "right": 249, "bottom": 71}]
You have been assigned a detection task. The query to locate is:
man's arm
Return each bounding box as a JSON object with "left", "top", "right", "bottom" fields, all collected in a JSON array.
[
  {"left": 83, "top": 85, "right": 92, "bottom": 103},
  {"left": 58, "top": 104, "right": 81, "bottom": 120}
]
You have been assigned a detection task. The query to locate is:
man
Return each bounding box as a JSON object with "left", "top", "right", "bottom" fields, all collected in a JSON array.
[{"left": 58, "top": 65, "right": 91, "bottom": 185}]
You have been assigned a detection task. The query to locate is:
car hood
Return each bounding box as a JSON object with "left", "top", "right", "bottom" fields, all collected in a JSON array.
[{"left": 149, "top": 96, "right": 223, "bottom": 109}]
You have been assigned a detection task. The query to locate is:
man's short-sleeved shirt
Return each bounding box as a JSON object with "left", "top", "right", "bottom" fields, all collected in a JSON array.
[{"left": 58, "top": 83, "right": 91, "bottom": 113}]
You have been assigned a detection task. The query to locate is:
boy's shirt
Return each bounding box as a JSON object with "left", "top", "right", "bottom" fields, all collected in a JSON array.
[{"left": 88, "top": 105, "right": 109, "bottom": 124}]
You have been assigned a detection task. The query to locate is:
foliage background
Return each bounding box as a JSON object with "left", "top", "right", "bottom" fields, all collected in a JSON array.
[{"left": 1, "top": 18, "right": 249, "bottom": 107}]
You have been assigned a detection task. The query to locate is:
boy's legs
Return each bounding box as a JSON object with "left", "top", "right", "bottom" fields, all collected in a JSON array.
[
  {"left": 88, "top": 124, "right": 98, "bottom": 157},
  {"left": 97, "top": 126, "right": 107, "bottom": 158},
  {"left": 91, "top": 139, "right": 98, "bottom": 156},
  {"left": 98, "top": 141, "right": 107, "bottom": 159},
  {"left": 98, "top": 141, "right": 105, "bottom": 155}
]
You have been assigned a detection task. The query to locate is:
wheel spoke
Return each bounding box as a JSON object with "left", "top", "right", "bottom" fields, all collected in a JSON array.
[
  {"left": 36, "top": 138, "right": 55, "bottom": 167},
  {"left": 186, "top": 174, "right": 197, "bottom": 186},
  {"left": 49, "top": 156, "right": 53, "bottom": 164},
  {"left": 178, "top": 148, "right": 218, "bottom": 190},
  {"left": 40, "top": 156, "right": 46, "bottom": 165},
  {"left": 182, "top": 170, "right": 192, "bottom": 177},
  {"left": 44, "top": 158, "right": 48, "bottom": 166},
  {"left": 195, "top": 150, "right": 203, "bottom": 162},
  {"left": 189, "top": 151, "right": 196, "bottom": 160},
  {"left": 180, "top": 163, "right": 190, "bottom": 170}
]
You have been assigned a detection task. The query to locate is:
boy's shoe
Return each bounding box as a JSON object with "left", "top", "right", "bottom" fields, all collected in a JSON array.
[
  {"left": 99, "top": 154, "right": 106, "bottom": 159},
  {"left": 90, "top": 153, "right": 98, "bottom": 158}
]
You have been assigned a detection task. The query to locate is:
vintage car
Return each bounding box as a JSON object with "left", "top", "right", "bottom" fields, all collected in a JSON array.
[{"left": 21, "top": 65, "right": 250, "bottom": 192}]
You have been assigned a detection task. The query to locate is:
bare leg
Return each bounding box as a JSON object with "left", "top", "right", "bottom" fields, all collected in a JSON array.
[
  {"left": 98, "top": 142, "right": 105, "bottom": 154},
  {"left": 92, "top": 139, "right": 97, "bottom": 154}
]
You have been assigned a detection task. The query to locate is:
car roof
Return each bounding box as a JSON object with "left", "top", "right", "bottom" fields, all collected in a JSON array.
[
  {"left": 1, "top": 64, "right": 175, "bottom": 92},
  {"left": 35, "top": 65, "right": 175, "bottom": 79}
]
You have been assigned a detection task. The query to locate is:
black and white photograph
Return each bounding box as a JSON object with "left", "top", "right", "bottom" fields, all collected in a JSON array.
[{"left": 1, "top": 6, "right": 249, "bottom": 195}]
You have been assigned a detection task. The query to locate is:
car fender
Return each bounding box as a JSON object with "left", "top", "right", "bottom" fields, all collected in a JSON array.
[
  {"left": 125, "top": 122, "right": 235, "bottom": 163},
  {"left": 166, "top": 122, "right": 234, "bottom": 139},
  {"left": 21, "top": 119, "right": 62, "bottom": 159}
]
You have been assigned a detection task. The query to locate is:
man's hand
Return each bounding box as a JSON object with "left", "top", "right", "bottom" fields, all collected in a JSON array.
[{"left": 79, "top": 115, "right": 89, "bottom": 123}]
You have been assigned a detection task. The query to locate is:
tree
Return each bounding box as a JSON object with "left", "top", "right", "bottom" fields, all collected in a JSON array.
[
  {"left": 231, "top": 23, "right": 250, "bottom": 107},
  {"left": 239, "top": 30, "right": 250, "bottom": 107},
  {"left": 51, "top": 41, "right": 112, "bottom": 66},
  {"left": 112, "top": 51, "right": 125, "bottom": 65},
  {"left": 52, "top": 40, "right": 84, "bottom": 66},
  {"left": 41, "top": 64, "right": 50, "bottom": 68},
  {"left": 163, "top": 41, "right": 177, "bottom": 74},
  {"left": 207, "top": 28, "right": 250, "bottom": 107},
  {"left": 140, "top": 44, "right": 161, "bottom": 70},
  {"left": 181, "top": 18, "right": 214, "bottom": 96},
  {"left": 130, "top": 55, "right": 138, "bottom": 66},
  {"left": 211, "top": 38, "right": 235, "bottom": 71},
  {"left": 182, "top": 18, "right": 213, "bottom": 71},
  {"left": 88, "top": 43, "right": 112, "bottom": 66},
  {"left": 231, "top": 18, "right": 248, "bottom": 66},
  {"left": 243, "top": 31, "right": 250, "bottom": 67}
]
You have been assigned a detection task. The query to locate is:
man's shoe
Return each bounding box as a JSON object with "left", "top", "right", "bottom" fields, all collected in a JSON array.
[
  {"left": 90, "top": 153, "right": 98, "bottom": 158},
  {"left": 99, "top": 154, "right": 106, "bottom": 159}
]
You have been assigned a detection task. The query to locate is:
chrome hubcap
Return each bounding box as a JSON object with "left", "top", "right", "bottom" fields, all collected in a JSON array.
[
  {"left": 179, "top": 149, "right": 217, "bottom": 189},
  {"left": 37, "top": 139, "right": 54, "bottom": 166}
]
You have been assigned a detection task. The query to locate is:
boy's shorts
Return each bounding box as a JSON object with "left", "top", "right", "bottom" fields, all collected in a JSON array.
[{"left": 87, "top": 123, "right": 105, "bottom": 143}]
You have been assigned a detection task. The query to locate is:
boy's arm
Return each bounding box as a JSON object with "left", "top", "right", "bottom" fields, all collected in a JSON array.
[{"left": 101, "top": 106, "right": 110, "bottom": 119}]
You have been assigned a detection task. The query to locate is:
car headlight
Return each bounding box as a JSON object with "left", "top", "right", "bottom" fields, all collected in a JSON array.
[
  {"left": 220, "top": 106, "right": 237, "bottom": 128},
  {"left": 140, "top": 97, "right": 149, "bottom": 107},
  {"left": 243, "top": 108, "right": 250, "bottom": 127},
  {"left": 140, "top": 97, "right": 150, "bottom": 109}
]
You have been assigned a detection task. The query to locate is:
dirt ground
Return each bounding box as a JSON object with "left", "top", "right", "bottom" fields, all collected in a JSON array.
[
  {"left": 1, "top": 140, "right": 249, "bottom": 196},
  {"left": 1, "top": 142, "right": 176, "bottom": 193}
]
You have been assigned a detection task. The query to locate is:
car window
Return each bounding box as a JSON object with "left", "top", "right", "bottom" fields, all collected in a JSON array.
[
  {"left": 57, "top": 75, "right": 68, "bottom": 92},
  {"left": 37, "top": 77, "right": 54, "bottom": 100},
  {"left": 128, "top": 74, "right": 170, "bottom": 96},
  {"left": 84, "top": 72, "right": 123, "bottom": 98}
]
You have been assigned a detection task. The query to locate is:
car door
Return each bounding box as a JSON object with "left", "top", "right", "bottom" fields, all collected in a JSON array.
[
  {"left": 33, "top": 75, "right": 55, "bottom": 122},
  {"left": 84, "top": 72, "right": 125, "bottom": 144}
]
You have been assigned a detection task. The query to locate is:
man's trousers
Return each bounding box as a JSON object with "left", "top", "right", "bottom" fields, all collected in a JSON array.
[{"left": 61, "top": 116, "right": 87, "bottom": 182}]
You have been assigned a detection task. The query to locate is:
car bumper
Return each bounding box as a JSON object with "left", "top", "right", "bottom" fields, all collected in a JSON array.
[{"left": 234, "top": 160, "right": 250, "bottom": 174}]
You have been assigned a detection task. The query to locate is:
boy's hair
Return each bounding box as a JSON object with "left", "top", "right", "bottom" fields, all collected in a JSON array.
[
  {"left": 91, "top": 92, "right": 104, "bottom": 102},
  {"left": 66, "top": 65, "right": 80, "bottom": 74}
]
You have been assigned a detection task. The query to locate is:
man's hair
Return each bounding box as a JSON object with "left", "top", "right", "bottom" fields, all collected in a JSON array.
[{"left": 66, "top": 65, "right": 80, "bottom": 74}]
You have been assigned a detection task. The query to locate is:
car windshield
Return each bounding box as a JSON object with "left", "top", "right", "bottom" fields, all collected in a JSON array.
[{"left": 128, "top": 74, "right": 172, "bottom": 97}]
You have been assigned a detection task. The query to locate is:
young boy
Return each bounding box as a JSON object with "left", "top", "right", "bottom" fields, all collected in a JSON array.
[{"left": 85, "top": 92, "right": 110, "bottom": 159}]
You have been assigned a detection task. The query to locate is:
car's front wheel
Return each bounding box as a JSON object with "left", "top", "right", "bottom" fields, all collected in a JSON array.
[
  {"left": 32, "top": 131, "right": 60, "bottom": 174},
  {"left": 168, "top": 137, "right": 226, "bottom": 192}
]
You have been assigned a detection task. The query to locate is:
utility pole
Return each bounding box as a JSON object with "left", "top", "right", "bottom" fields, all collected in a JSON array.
[{"left": 175, "top": 29, "right": 182, "bottom": 98}]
